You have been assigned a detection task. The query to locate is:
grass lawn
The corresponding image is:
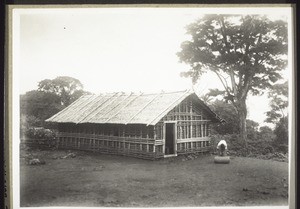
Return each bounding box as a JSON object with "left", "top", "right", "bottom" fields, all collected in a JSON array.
[{"left": 20, "top": 148, "right": 289, "bottom": 207}]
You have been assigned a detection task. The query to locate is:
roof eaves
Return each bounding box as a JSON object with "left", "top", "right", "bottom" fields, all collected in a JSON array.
[{"left": 45, "top": 94, "right": 92, "bottom": 122}]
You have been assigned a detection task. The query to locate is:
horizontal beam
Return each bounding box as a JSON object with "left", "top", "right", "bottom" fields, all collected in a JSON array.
[
  {"left": 177, "top": 120, "right": 211, "bottom": 122},
  {"left": 176, "top": 137, "right": 210, "bottom": 143},
  {"left": 58, "top": 132, "right": 156, "bottom": 142}
]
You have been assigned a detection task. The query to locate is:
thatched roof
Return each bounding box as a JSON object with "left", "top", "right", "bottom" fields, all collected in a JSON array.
[{"left": 46, "top": 90, "right": 223, "bottom": 125}]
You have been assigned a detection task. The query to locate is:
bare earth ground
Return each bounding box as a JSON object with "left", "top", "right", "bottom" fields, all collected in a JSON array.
[{"left": 20, "top": 148, "right": 288, "bottom": 207}]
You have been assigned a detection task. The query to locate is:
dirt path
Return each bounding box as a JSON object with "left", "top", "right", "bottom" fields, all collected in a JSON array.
[{"left": 20, "top": 149, "right": 289, "bottom": 207}]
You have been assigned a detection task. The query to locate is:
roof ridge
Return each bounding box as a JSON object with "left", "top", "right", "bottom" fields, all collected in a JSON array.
[
  {"left": 46, "top": 89, "right": 224, "bottom": 125},
  {"left": 92, "top": 90, "right": 189, "bottom": 96}
]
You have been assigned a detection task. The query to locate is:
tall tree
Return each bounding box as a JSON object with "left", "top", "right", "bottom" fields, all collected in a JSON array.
[
  {"left": 177, "top": 15, "right": 288, "bottom": 146},
  {"left": 265, "top": 81, "right": 288, "bottom": 124},
  {"left": 264, "top": 81, "right": 288, "bottom": 146},
  {"left": 273, "top": 117, "right": 288, "bottom": 145},
  {"left": 20, "top": 90, "right": 64, "bottom": 126},
  {"left": 208, "top": 99, "right": 239, "bottom": 135},
  {"left": 38, "top": 76, "right": 86, "bottom": 106},
  {"left": 246, "top": 119, "right": 259, "bottom": 140},
  {"left": 258, "top": 126, "right": 276, "bottom": 142}
]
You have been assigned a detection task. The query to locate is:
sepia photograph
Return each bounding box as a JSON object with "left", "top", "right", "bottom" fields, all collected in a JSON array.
[{"left": 9, "top": 5, "right": 294, "bottom": 209}]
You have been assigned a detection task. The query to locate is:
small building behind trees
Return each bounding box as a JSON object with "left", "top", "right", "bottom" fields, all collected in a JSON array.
[{"left": 46, "top": 90, "right": 224, "bottom": 159}]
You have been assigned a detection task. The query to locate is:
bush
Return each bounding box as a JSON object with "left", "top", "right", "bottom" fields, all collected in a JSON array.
[
  {"left": 25, "top": 127, "right": 57, "bottom": 140},
  {"left": 273, "top": 143, "right": 288, "bottom": 154},
  {"left": 210, "top": 134, "right": 278, "bottom": 157},
  {"left": 210, "top": 134, "right": 243, "bottom": 154}
]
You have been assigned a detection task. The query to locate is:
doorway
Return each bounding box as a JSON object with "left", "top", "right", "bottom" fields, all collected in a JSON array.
[{"left": 165, "top": 123, "right": 175, "bottom": 155}]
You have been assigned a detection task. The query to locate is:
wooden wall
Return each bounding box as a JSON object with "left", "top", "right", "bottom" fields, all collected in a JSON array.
[
  {"left": 155, "top": 97, "right": 212, "bottom": 155},
  {"left": 57, "top": 123, "right": 164, "bottom": 159},
  {"left": 55, "top": 97, "right": 214, "bottom": 159}
]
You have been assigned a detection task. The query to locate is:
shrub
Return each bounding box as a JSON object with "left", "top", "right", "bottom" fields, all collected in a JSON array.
[
  {"left": 210, "top": 134, "right": 242, "bottom": 154},
  {"left": 211, "top": 134, "right": 278, "bottom": 157},
  {"left": 25, "top": 127, "right": 57, "bottom": 140},
  {"left": 273, "top": 143, "right": 288, "bottom": 154}
]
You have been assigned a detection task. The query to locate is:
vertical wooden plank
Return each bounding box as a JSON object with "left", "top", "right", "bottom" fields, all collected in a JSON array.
[
  {"left": 180, "top": 124, "right": 183, "bottom": 139},
  {"left": 162, "top": 123, "right": 165, "bottom": 155},
  {"left": 146, "top": 126, "right": 149, "bottom": 138},
  {"left": 185, "top": 120, "right": 188, "bottom": 139},
  {"left": 162, "top": 123, "right": 165, "bottom": 140},
  {"left": 181, "top": 122, "right": 184, "bottom": 139},
  {"left": 207, "top": 124, "right": 210, "bottom": 136},
  {"left": 178, "top": 123, "right": 180, "bottom": 139},
  {"left": 182, "top": 123, "right": 185, "bottom": 139},
  {"left": 190, "top": 101, "right": 193, "bottom": 138},
  {"left": 177, "top": 125, "right": 179, "bottom": 139},
  {"left": 186, "top": 122, "right": 188, "bottom": 139},
  {"left": 200, "top": 123, "right": 202, "bottom": 137},
  {"left": 174, "top": 123, "right": 177, "bottom": 155},
  {"left": 133, "top": 125, "right": 136, "bottom": 138},
  {"left": 190, "top": 121, "right": 193, "bottom": 138},
  {"left": 185, "top": 122, "right": 188, "bottom": 139}
]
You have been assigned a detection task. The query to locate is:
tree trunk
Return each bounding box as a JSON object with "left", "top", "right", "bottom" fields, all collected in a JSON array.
[{"left": 236, "top": 99, "right": 248, "bottom": 148}]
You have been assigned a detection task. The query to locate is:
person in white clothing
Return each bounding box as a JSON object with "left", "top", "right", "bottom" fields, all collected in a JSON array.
[{"left": 217, "top": 140, "right": 227, "bottom": 156}]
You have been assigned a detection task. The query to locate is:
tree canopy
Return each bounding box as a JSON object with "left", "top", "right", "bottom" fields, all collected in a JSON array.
[
  {"left": 265, "top": 81, "right": 288, "bottom": 124},
  {"left": 20, "top": 90, "right": 64, "bottom": 126},
  {"left": 208, "top": 99, "right": 239, "bottom": 135},
  {"left": 177, "top": 14, "right": 288, "bottom": 145},
  {"left": 21, "top": 76, "right": 90, "bottom": 128},
  {"left": 38, "top": 76, "right": 86, "bottom": 106}
]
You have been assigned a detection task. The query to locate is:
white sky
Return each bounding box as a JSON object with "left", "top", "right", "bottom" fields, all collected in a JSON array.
[{"left": 14, "top": 6, "right": 292, "bottom": 127}]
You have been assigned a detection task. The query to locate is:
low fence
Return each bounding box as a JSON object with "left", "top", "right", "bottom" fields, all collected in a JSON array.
[
  {"left": 21, "top": 138, "right": 57, "bottom": 149},
  {"left": 21, "top": 132, "right": 212, "bottom": 160},
  {"left": 177, "top": 140, "right": 211, "bottom": 154},
  {"left": 57, "top": 133, "right": 163, "bottom": 160}
]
